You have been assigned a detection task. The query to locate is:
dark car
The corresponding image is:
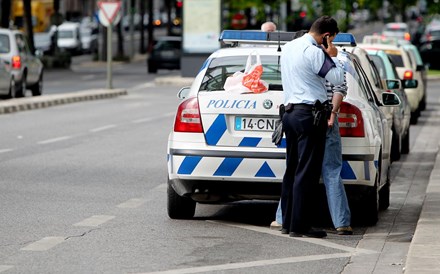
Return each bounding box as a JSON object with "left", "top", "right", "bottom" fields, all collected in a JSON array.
[
  {"left": 147, "top": 36, "right": 181, "bottom": 73},
  {"left": 419, "top": 24, "right": 440, "bottom": 69}
]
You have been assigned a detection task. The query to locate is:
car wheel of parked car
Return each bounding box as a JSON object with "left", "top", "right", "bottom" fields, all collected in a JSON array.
[
  {"left": 390, "top": 128, "right": 401, "bottom": 162},
  {"left": 167, "top": 180, "right": 196, "bottom": 219},
  {"left": 410, "top": 110, "right": 419, "bottom": 125},
  {"left": 16, "top": 73, "right": 27, "bottom": 97},
  {"left": 419, "top": 94, "right": 426, "bottom": 111},
  {"left": 7, "top": 77, "right": 16, "bottom": 99},
  {"left": 379, "top": 179, "right": 390, "bottom": 210},
  {"left": 30, "top": 72, "right": 43, "bottom": 96},
  {"left": 401, "top": 129, "right": 410, "bottom": 154},
  {"left": 148, "top": 61, "right": 158, "bottom": 73}
]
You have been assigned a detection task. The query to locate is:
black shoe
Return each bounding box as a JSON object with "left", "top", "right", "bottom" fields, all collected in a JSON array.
[
  {"left": 281, "top": 228, "right": 289, "bottom": 234},
  {"left": 289, "top": 229, "right": 327, "bottom": 238}
]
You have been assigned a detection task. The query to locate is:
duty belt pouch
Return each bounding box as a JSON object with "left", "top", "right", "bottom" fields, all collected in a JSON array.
[
  {"left": 272, "top": 104, "right": 285, "bottom": 146},
  {"left": 312, "top": 100, "right": 325, "bottom": 127}
]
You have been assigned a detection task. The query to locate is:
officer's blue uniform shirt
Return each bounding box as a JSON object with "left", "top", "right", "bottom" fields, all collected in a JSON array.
[{"left": 281, "top": 33, "right": 345, "bottom": 105}]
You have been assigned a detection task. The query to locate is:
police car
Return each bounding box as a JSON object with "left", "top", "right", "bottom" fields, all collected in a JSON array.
[{"left": 167, "top": 31, "right": 400, "bottom": 224}]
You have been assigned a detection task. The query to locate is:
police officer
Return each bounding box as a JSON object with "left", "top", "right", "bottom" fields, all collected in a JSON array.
[{"left": 280, "top": 16, "right": 344, "bottom": 238}]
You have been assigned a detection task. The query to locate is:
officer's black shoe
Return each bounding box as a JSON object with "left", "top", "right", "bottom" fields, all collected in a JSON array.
[
  {"left": 289, "top": 229, "right": 327, "bottom": 238},
  {"left": 281, "top": 228, "right": 289, "bottom": 234}
]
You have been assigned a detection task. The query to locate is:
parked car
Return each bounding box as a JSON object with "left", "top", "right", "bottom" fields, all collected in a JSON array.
[
  {"left": 34, "top": 31, "right": 54, "bottom": 55},
  {"left": 0, "top": 57, "right": 15, "bottom": 98},
  {"left": 365, "top": 49, "right": 414, "bottom": 160},
  {"left": 0, "top": 28, "right": 44, "bottom": 98},
  {"left": 166, "top": 31, "right": 400, "bottom": 225},
  {"left": 80, "top": 26, "right": 98, "bottom": 54},
  {"left": 57, "top": 22, "right": 82, "bottom": 55},
  {"left": 382, "top": 22, "right": 411, "bottom": 42},
  {"left": 419, "top": 24, "right": 440, "bottom": 69},
  {"left": 359, "top": 41, "right": 423, "bottom": 124},
  {"left": 147, "top": 36, "right": 181, "bottom": 73}
]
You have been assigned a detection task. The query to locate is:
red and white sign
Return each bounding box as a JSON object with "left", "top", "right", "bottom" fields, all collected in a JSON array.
[{"left": 98, "top": 1, "right": 121, "bottom": 26}]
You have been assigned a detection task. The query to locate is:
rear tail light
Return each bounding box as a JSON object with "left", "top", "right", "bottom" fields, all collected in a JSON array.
[
  {"left": 174, "top": 97, "right": 203, "bottom": 133},
  {"left": 338, "top": 102, "right": 365, "bottom": 137},
  {"left": 403, "top": 70, "right": 413, "bottom": 80},
  {"left": 11, "top": 55, "right": 21, "bottom": 69},
  {"left": 404, "top": 32, "right": 411, "bottom": 41}
]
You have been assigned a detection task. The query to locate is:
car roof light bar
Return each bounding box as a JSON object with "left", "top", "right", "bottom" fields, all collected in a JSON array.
[
  {"left": 333, "top": 33, "right": 357, "bottom": 47},
  {"left": 219, "top": 30, "right": 306, "bottom": 46}
]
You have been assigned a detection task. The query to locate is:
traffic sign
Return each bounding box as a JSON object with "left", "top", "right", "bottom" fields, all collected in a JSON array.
[{"left": 97, "top": 1, "right": 121, "bottom": 25}]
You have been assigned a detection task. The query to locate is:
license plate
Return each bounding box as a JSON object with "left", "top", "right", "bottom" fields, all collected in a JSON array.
[
  {"left": 160, "top": 51, "right": 174, "bottom": 58},
  {"left": 235, "top": 116, "right": 277, "bottom": 131}
]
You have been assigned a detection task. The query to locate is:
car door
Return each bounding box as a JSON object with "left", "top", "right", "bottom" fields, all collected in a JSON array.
[
  {"left": 16, "top": 33, "right": 39, "bottom": 84},
  {"left": 0, "top": 58, "right": 9, "bottom": 94}
]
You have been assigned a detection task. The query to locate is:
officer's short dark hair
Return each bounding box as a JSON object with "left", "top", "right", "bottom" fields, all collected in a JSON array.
[{"left": 310, "top": 16, "right": 339, "bottom": 36}]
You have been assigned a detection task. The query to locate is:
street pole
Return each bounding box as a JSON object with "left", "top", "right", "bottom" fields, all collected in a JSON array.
[{"left": 107, "top": 24, "right": 113, "bottom": 89}]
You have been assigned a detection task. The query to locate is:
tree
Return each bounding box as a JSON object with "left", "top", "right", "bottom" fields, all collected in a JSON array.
[
  {"left": 1, "top": 0, "right": 12, "bottom": 28},
  {"left": 23, "top": 0, "right": 35, "bottom": 52}
]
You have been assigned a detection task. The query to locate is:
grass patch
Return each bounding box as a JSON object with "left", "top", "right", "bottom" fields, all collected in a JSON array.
[{"left": 428, "top": 69, "right": 440, "bottom": 76}]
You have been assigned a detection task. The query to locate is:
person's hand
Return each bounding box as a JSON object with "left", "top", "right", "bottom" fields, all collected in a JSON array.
[
  {"left": 323, "top": 36, "right": 338, "bottom": 57},
  {"left": 327, "top": 112, "right": 336, "bottom": 127}
]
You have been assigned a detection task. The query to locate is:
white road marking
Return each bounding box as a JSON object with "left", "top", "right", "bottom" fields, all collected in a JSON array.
[
  {"left": 0, "top": 149, "right": 13, "bottom": 154},
  {"left": 136, "top": 253, "right": 352, "bottom": 274},
  {"left": 131, "top": 112, "right": 175, "bottom": 124},
  {"left": 211, "top": 221, "right": 377, "bottom": 255},
  {"left": 89, "top": 124, "right": 117, "bottom": 133},
  {"left": 37, "top": 136, "right": 73, "bottom": 145},
  {"left": 20, "top": 237, "right": 65, "bottom": 251},
  {"left": 117, "top": 198, "right": 146, "bottom": 208},
  {"left": 73, "top": 215, "right": 115, "bottom": 227},
  {"left": 81, "top": 75, "right": 96, "bottom": 80},
  {"left": 0, "top": 266, "right": 13, "bottom": 272},
  {"left": 131, "top": 82, "right": 156, "bottom": 90}
]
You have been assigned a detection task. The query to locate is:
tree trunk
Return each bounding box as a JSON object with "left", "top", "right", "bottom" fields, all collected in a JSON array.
[
  {"left": 1, "top": 0, "right": 12, "bottom": 28},
  {"left": 140, "top": 0, "right": 146, "bottom": 53},
  {"left": 147, "top": 0, "right": 154, "bottom": 52},
  {"left": 23, "top": 0, "right": 35, "bottom": 52}
]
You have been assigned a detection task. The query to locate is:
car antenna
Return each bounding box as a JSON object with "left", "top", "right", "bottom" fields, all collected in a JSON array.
[{"left": 277, "top": 18, "right": 281, "bottom": 52}]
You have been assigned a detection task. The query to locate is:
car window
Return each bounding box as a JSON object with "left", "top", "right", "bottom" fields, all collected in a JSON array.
[
  {"left": 15, "top": 34, "right": 31, "bottom": 54},
  {"left": 406, "top": 46, "right": 424, "bottom": 66},
  {"left": 58, "top": 30, "right": 74, "bottom": 39},
  {"left": 369, "top": 55, "right": 386, "bottom": 79},
  {"left": 199, "top": 55, "right": 282, "bottom": 92},
  {"left": 156, "top": 40, "right": 181, "bottom": 50},
  {"left": 383, "top": 50, "right": 404, "bottom": 67},
  {"left": 352, "top": 57, "right": 380, "bottom": 105},
  {"left": 0, "top": 34, "right": 10, "bottom": 53}
]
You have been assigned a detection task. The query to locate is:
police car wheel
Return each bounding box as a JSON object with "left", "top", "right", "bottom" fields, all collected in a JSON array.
[
  {"left": 401, "top": 129, "right": 410, "bottom": 154},
  {"left": 167, "top": 183, "right": 196, "bottom": 219}
]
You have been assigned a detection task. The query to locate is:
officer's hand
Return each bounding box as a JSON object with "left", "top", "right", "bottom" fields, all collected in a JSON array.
[{"left": 323, "top": 36, "right": 338, "bottom": 57}]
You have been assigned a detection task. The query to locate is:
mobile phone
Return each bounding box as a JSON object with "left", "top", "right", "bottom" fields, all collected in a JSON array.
[{"left": 322, "top": 35, "right": 329, "bottom": 49}]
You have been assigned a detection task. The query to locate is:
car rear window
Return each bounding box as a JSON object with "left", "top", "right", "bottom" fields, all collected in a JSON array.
[
  {"left": 156, "top": 40, "right": 181, "bottom": 50},
  {"left": 199, "top": 55, "right": 282, "bottom": 91},
  {"left": 383, "top": 51, "right": 404, "bottom": 67},
  {"left": 369, "top": 55, "right": 386, "bottom": 79},
  {"left": 0, "top": 34, "right": 10, "bottom": 54}
]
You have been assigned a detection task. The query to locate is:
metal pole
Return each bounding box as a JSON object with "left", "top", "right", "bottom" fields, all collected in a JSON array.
[{"left": 107, "top": 24, "right": 113, "bottom": 89}]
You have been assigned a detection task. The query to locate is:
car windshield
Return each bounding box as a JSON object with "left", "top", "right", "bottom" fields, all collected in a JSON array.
[
  {"left": 199, "top": 55, "right": 282, "bottom": 92},
  {"left": 0, "top": 34, "right": 10, "bottom": 54},
  {"left": 58, "top": 30, "right": 74, "bottom": 39},
  {"left": 155, "top": 40, "right": 180, "bottom": 50}
]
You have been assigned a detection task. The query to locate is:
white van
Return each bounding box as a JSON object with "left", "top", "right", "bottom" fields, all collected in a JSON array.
[{"left": 57, "top": 22, "right": 82, "bottom": 54}]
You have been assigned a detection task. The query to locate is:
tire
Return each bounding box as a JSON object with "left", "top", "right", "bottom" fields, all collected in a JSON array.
[
  {"left": 6, "top": 77, "right": 16, "bottom": 99},
  {"left": 410, "top": 111, "right": 418, "bottom": 125},
  {"left": 390, "top": 128, "right": 401, "bottom": 162},
  {"left": 401, "top": 129, "right": 410, "bottom": 154},
  {"left": 363, "top": 179, "right": 379, "bottom": 225},
  {"left": 379, "top": 179, "right": 390, "bottom": 210},
  {"left": 419, "top": 94, "right": 426, "bottom": 111},
  {"left": 148, "top": 61, "right": 157, "bottom": 73},
  {"left": 167, "top": 181, "right": 196, "bottom": 219},
  {"left": 30, "top": 71, "right": 43, "bottom": 96},
  {"left": 16, "top": 73, "right": 27, "bottom": 98}
]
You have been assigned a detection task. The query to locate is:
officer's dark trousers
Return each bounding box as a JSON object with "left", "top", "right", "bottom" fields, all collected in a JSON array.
[{"left": 281, "top": 108, "right": 327, "bottom": 233}]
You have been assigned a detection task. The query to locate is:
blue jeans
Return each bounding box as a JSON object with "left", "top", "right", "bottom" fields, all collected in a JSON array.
[{"left": 276, "top": 119, "right": 351, "bottom": 228}]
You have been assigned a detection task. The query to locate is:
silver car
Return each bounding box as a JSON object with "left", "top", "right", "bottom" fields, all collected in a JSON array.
[
  {"left": 0, "top": 57, "right": 15, "bottom": 98},
  {"left": 0, "top": 28, "right": 44, "bottom": 98}
]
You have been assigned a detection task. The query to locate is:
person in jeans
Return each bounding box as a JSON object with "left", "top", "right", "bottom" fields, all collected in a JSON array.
[{"left": 271, "top": 60, "right": 352, "bottom": 235}]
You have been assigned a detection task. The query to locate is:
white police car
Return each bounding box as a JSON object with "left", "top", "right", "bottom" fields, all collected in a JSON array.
[{"left": 167, "top": 31, "right": 400, "bottom": 224}]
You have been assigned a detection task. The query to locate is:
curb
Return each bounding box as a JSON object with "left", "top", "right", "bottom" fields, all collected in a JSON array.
[{"left": 0, "top": 88, "right": 127, "bottom": 115}]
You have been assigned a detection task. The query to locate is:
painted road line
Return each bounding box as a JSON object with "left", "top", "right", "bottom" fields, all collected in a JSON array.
[
  {"left": 136, "top": 253, "right": 352, "bottom": 274},
  {"left": 210, "top": 221, "right": 377, "bottom": 255},
  {"left": 117, "top": 198, "right": 146, "bottom": 208},
  {"left": 89, "top": 124, "right": 117, "bottom": 133},
  {"left": 73, "top": 215, "right": 115, "bottom": 227},
  {"left": 0, "top": 149, "right": 13, "bottom": 154},
  {"left": 21, "top": 237, "right": 65, "bottom": 251},
  {"left": 131, "top": 112, "right": 174, "bottom": 124},
  {"left": 37, "top": 136, "right": 73, "bottom": 145},
  {"left": 0, "top": 266, "right": 13, "bottom": 272},
  {"left": 132, "top": 82, "right": 156, "bottom": 90}
]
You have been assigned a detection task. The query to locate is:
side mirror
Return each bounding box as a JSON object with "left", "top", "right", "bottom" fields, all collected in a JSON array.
[
  {"left": 382, "top": 92, "right": 401, "bottom": 106},
  {"left": 403, "top": 79, "right": 418, "bottom": 89},
  {"left": 177, "top": 87, "right": 191, "bottom": 99},
  {"left": 416, "top": 64, "right": 425, "bottom": 72},
  {"left": 385, "top": 79, "right": 400, "bottom": 90}
]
